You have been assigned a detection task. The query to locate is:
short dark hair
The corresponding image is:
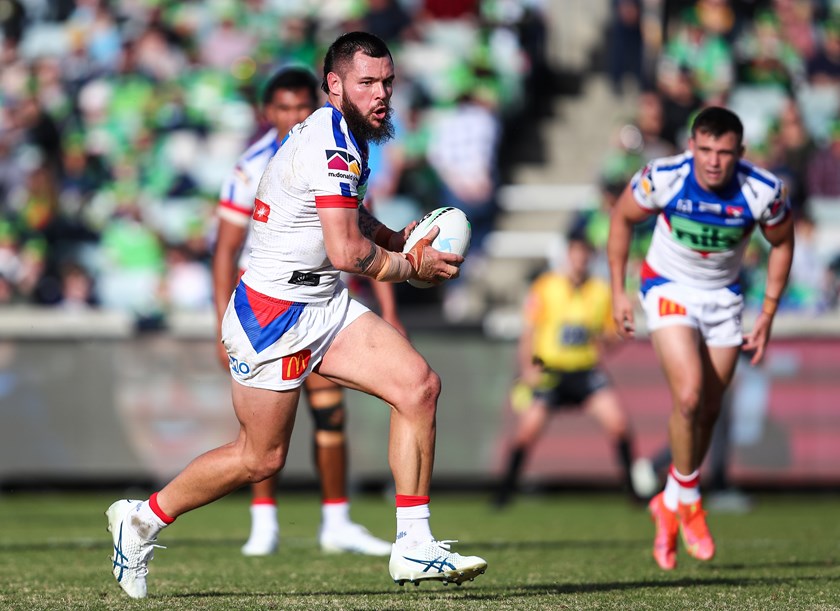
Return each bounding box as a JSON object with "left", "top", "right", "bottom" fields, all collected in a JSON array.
[
  {"left": 321, "top": 31, "right": 392, "bottom": 94},
  {"left": 691, "top": 106, "right": 744, "bottom": 146},
  {"left": 566, "top": 228, "right": 593, "bottom": 250},
  {"left": 261, "top": 66, "right": 320, "bottom": 107}
]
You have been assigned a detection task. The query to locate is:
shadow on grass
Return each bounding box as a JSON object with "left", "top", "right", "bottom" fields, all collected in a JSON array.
[
  {"left": 165, "top": 574, "right": 836, "bottom": 601},
  {"left": 4, "top": 537, "right": 654, "bottom": 552}
]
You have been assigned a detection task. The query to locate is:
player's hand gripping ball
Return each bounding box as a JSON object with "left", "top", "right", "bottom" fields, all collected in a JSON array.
[{"left": 402, "top": 207, "right": 471, "bottom": 288}]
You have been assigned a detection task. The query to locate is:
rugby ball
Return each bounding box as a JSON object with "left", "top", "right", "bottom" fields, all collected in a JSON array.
[{"left": 402, "top": 207, "right": 471, "bottom": 288}]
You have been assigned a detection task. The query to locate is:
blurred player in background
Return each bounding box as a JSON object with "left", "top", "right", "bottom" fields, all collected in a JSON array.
[
  {"left": 608, "top": 107, "right": 794, "bottom": 570},
  {"left": 493, "top": 231, "right": 638, "bottom": 508},
  {"left": 213, "top": 66, "right": 399, "bottom": 557},
  {"left": 106, "top": 32, "right": 486, "bottom": 599}
]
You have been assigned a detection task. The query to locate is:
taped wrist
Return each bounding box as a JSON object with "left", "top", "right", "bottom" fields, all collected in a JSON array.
[
  {"left": 405, "top": 240, "right": 437, "bottom": 282},
  {"left": 762, "top": 295, "right": 779, "bottom": 316},
  {"left": 363, "top": 244, "right": 413, "bottom": 282}
]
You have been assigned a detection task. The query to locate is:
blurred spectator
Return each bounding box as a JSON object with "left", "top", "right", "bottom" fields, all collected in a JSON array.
[
  {"left": 97, "top": 204, "right": 166, "bottom": 325},
  {"left": 57, "top": 261, "right": 96, "bottom": 310},
  {"left": 608, "top": 0, "right": 644, "bottom": 96},
  {"left": 629, "top": 90, "right": 676, "bottom": 161},
  {"left": 12, "top": 96, "right": 63, "bottom": 180},
  {"left": 806, "top": 18, "right": 840, "bottom": 85},
  {"left": 765, "top": 98, "right": 816, "bottom": 216},
  {"left": 733, "top": 10, "right": 804, "bottom": 89},
  {"left": 806, "top": 119, "right": 840, "bottom": 197},
  {"left": 659, "top": 7, "right": 734, "bottom": 100},
  {"left": 163, "top": 243, "right": 212, "bottom": 312},
  {"left": 199, "top": 13, "right": 255, "bottom": 72},
  {"left": 696, "top": 0, "right": 738, "bottom": 42},
  {"left": 786, "top": 213, "right": 832, "bottom": 312},
  {"left": 0, "top": 0, "right": 25, "bottom": 45},
  {"left": 658, "top": 66, "right": 703, "bottom": 148},
  {"left": 773, "top": 0, "right": 819, "bottom": 62},
  {"left": 363, "top": 0, "right": 415, "bottom": 43},
  {"left": 426, "top": 87, "right": 501, "bottom": 257},
  {"left": 0, "top": 132, "right": 25, "bottom": 210}
]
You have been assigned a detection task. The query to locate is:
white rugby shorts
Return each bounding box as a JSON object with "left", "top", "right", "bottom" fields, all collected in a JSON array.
[
  {"left": 640, "top": 282, "right": 744, "bottom": 347},
  {"left": 221, "top": 280, "right": 369, "bottom": 390}
]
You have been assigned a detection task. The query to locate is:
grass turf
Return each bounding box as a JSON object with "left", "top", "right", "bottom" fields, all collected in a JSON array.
[{"left": 1, "top": 491, "right": 839, "bottom": 610}]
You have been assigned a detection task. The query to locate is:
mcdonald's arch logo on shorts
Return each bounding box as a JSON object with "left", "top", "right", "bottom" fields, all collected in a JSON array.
[
  {"left": 659, "top": 297, "right": 686, "bottom": 317},
  {"left": 282, "top": 349, "right": 312, "bottom": 380}
]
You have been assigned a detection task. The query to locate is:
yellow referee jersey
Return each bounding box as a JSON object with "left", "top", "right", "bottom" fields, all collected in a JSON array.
[{"left": 524, "top": 272, "right": 615, "bottom": 371}]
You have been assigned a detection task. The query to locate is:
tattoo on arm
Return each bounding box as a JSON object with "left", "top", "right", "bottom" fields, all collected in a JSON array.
[
  {"left": 355, "top": 242, "right": 378, "bottom": 273},
  {"left": 357, "top": 205, "right": 381, "bottom": 240}
]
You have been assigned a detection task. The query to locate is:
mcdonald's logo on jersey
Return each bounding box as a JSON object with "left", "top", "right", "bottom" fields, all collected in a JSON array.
[
  {"left": 659, "top": 297, "right": 686, "bottom": 317},
  {"left": 282, "top": 349, "right": 312, "bottom": 380},
  {"left": 325, "top": 150, "right": 361, "bottom": 176}
]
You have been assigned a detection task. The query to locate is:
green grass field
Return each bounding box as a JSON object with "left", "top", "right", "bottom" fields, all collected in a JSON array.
[{"left": 2, "top": 491, "right": 839, "bottom": 610}]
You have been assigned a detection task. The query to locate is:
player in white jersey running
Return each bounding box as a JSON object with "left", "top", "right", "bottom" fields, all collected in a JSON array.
[
  {"left": 608, "top": 107, "right": 794, "bottom": 571},
  {"left": 106, "top": 32, "right": 487, "bottom": 599},
  {"left": 213, "top": 66, "right": 396, "bottom": 558}
]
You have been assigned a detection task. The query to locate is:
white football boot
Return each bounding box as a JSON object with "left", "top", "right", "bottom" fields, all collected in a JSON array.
[
  {"left": 106, "top": 499, "right": 164, "bottom": 599},
  {"left": 389, "top": 540, "right": 487, "bottom": 586},
  {"left": 319, "top": 522, "right": 392, "bottom": 556},
  {"left": 241, "top": 529, "right": 279, "bottom": 556}
]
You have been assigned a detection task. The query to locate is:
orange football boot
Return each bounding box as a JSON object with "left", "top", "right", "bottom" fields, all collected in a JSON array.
[
  {"left": 648, "top": 492, "right": 678, "bottom": 570},
  {"left": 678, "top": 500, "right": 715, "bottom": 561}
]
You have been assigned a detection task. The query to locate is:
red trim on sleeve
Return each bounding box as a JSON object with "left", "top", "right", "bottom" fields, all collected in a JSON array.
[
  {"left": 219, "top": 199, "right": 252, "bottom": 216},
  {"left": 315, "top": 195, "right": 359, "bottom": 209}
]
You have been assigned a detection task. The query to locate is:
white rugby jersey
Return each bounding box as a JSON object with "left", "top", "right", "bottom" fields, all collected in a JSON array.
[
  {"left": 242, "top": 103, "right": 370, "bottom": 302},
  {"left": 217, "top": 128, "right": 280, "bottom": 271},
  {"left": 631, "top": 151, "right": 790, "bottom": 292}
]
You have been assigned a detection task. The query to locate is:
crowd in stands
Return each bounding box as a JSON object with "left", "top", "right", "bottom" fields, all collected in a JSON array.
[
  {"left": 0, "top": 0, "right": 544, "bottom": 325},
  {"left": 594, "top": 0, "right": 840, "bottom": 314},
  {"left": 4, "top": 0, "right": 840, "bottom": 325}
]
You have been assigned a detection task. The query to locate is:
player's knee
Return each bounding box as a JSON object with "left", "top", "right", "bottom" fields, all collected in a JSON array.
[
  {"left": 674, "top": 388, "right": 702, "bottom": 419},
  {"left": 310, "top": 401, "right": 345, "bottom": 433},
  {"left": 397, "top": 367, "right": 440, "bottom": 417},
  {"left": 242, "top": 448, "right": 287, "bottom": 482}
]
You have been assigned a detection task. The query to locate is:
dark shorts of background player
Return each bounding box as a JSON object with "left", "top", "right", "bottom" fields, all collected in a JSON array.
[{"left": 532, "top": 367, "right": 611, "bottom": 410}]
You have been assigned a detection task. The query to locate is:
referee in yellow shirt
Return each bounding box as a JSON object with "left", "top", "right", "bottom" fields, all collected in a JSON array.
[{"left": 494, "top": 230, "right": 639, "bottom": 507}]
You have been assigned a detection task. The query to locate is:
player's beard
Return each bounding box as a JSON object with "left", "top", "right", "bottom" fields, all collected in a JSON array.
[{"left": 342, "top": 97, "right": 395, "bottom": 145}]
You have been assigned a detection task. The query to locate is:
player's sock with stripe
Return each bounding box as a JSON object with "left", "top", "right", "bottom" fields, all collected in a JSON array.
[
  {"left": 321, "top": 497, "right": 351, "bottom": 530},
  {"left": 250, "top": 498, "right": 278, "bottom": 535},
  {"left": 394, "top": 495, "right": 432, "bottom": 551},
  {"left": 133, "top": 492, "right": 174, "bottom": 541},
  {"left": 664, "top": 465, "right": 701, "bottom": 511}
]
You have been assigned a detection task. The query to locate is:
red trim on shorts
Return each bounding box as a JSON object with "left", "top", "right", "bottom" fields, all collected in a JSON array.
[
  {"left": 395, "top": 494, "right": 430, "bottom": 508},
  {"left": 149, "top": 492, "right": 175, "bottom": 524},
  {"left": 315, "top": 195, "right": 358, "bottom": 209},
  {"left": 640, "top": 261, "right": 661, "bottom": 283},
  {"left": 322, "top": 497, "right": 349, "bottom": 505},
  {"left": 251, "top": 497, "right": 276, "bottom": 506},
  {"left": 669, "top": 465, "right": 700, "bottom": 488}
]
